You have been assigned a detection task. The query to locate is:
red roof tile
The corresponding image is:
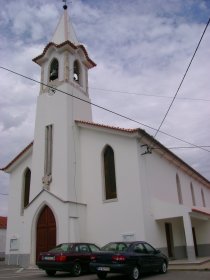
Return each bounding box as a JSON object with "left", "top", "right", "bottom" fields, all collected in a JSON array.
[
  {"left": 75, "top": 120, "right": 140, "bottom": 133},
  {"left": 192, "top": 207, "right": 210, "bottom": 217},
  {"left": 0, "top": 217, "right": 7, "bottom": 229}
]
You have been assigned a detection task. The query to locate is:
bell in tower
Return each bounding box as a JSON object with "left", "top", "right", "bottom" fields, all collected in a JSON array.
[{"left": 49, "top": 58, "right": 59, "bottom": 81}]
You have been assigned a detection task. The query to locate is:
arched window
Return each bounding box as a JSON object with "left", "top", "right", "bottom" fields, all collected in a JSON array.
[
  {"left": 24, "top": 168, "right": 31, "bottom": 208},
  {"left": 201, "top": 189, "right": 206, "bottom": 207},
  {"left": 103, "top": 145, "right": 117, "bottom": 200},
  {"left": 190, "top": 182, "right": 196, "bottom": 206},
  {"left": 176, "top": 174, "right": 183, "bottom": 204},
  {"left": 73, "top": 60, "right": 80, "bottom": 83},
  {"left": 49, "top": 58, "right": 59, "bottom": 81}
]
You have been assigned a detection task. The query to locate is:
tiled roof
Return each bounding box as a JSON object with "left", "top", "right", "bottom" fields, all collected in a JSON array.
[
  {"left": 0, "top": 216, "right": 7, "bottom": 229},
  {"left": 192, "top": 207, "right": 210, "bottom": 217},
  {"left": 33, "top": 40, "right": 96, "bottom": 68},
  {"left": 75, "top": 120, "right": 140, "bottom": 133},
  {"left": 1, "top": 141, "right": 33, "bottom": 172}
]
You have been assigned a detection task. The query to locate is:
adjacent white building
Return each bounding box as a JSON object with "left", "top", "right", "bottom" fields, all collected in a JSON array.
[{"left": 2, "top": 6, "right": 210, "bottom": 268}]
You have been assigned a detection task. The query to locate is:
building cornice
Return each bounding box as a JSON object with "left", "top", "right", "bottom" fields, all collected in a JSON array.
[{"left": 33, "top": 40, "right": 96, "bottom": 69}]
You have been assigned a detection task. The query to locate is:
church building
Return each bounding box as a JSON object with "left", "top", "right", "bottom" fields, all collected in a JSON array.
[{"left": 2, "top": 5, "right": 210, "bottom": 268}]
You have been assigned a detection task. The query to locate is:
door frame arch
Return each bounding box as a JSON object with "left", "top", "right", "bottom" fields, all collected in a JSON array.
[{"left": 31, "top": 202, "right": 58, "bottom": 265}]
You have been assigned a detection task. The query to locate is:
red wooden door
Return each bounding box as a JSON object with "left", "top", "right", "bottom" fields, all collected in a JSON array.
[{"left": 36, "top": 206, "right": 56, "bottom": 260}]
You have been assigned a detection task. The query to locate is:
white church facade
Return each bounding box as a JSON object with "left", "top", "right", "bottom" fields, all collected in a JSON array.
[{"left": 2, "top": 6, "right": 210, "bottom": 268}]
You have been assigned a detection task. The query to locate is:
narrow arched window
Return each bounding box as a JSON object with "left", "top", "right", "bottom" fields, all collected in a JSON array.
[
  {"left": 24, "top": 168, "right": 31, "bottom": 208},
  {"left": 103, "top": 145, "right": 117, "bottom": 200},
  {"left": 190, "top": 182, "right": 196, "bottom": 206},
  {"left": 73, "top": 60, "right": 80, "bottom": 83},
  {"left": 49, "top": 58, "right": 59, "bottom": 81},
  {"left": 176, "top": 174, "right": 183, "bottom": 204},
  {"left": 201, "top": 189, "right": 206, "bottom": 207}
]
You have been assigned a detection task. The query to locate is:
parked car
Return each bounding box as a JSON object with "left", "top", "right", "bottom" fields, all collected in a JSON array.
[
  {"left": 89, "top": 241, "right": 168, "bottom": 280},
  {"left": 37, "top": 242, "right": 100, "bottom": 277}
]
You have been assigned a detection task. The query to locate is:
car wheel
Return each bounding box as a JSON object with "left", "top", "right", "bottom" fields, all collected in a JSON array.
[
  {"left": 159, "top": 261, "right": 167, "bottom": 273},
  {"left": 45, "top": 270, "right": 56, "bottom": 276},
  {"left": 72, "top": 262, "right": 82, "bottom": 277},
  {"left": 97, "top": 272, "right": 107, "bottom": 279},
  {"left": 129, "top": 266, "right": 140, "bottom": 280}
]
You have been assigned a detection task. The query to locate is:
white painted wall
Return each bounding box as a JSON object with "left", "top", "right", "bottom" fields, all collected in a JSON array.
[
  {"left": 5, "top": 154, "right": 32, "bottom": 256},
  {"left": 140, "top": 147, "right": 210, "bottom": 210},
  {"left": 191, "top": 218, "right": 210, "bottom": 245},
  {"left": 78, "top": 127, "right": 146, "bottom": 247},
  {"left": 78, "top": 126, "right": 210, "bottom": 250}
]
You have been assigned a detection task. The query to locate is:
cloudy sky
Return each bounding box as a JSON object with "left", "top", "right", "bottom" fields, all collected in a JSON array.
[{"left": 0, "top": 0, "right": 210, "bottom": 216}]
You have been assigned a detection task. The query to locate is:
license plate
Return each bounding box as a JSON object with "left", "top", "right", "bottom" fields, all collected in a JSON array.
[
  {"left": 97, "top": 267, "right": 110, "bottom": 271},
  {"left": 44, "top": 256, "right": 55, "bottom": 261}
]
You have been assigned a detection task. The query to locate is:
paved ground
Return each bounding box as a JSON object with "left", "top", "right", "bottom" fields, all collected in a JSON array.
[
  {"left": 0, "top": 264, "right": 210, "bottom": 280},
  {"left": 168, "top": 257, "right": 210, "bottom": 270},
  {"left": 0, "top": 258, "right": 210, "bottom": 280}
]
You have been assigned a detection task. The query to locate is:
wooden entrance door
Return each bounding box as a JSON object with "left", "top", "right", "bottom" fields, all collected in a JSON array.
[{"left": 36, "top": 206, "right": 56, "bottom": 260}]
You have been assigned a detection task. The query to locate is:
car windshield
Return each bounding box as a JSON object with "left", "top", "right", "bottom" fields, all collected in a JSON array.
[
  {"left": 49, "top": 243, "right": 74, "bottom": 253},
  {"left": 101, "top": 242, "right": 129, "bottom": 252}
]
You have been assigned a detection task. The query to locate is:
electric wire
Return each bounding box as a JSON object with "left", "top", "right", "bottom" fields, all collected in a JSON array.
[
  {"left": 152, "top": 145, "right": 210, "bottom": 150},
  {"left": 153, "top": 17, "right": 210, "bottom": 139},
  {"left": 90, "top": 87, "right": 210, "bottom": 102},
  {"left": 0, "top": 66, "right": 210, "bottom": 154}
]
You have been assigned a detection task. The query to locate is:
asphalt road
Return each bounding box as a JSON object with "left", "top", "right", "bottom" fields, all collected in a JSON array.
[{"left": 0, "top": 266, "right": 210, "bottom": 280}]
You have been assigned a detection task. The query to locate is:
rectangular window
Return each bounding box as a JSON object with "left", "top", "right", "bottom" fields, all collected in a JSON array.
[
  {"left": 45, "top": 125, "right": 53, "bottom": 176},
  {"left": 10, "top": 238, "right": 19, "bottom": 251}
]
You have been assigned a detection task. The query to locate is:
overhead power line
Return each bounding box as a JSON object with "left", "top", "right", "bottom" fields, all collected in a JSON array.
[
  {"left": 152, "top": 145, "right": 210, "bottom": 150},
  {"left": 90, "top": 87, "right": 210, "bottom": 102},
  {"left": 153, "top": 17, "right": 210, "bottom": 139},
  {"left": 0, "top": 66, "right": 210, "bottom": 154}
]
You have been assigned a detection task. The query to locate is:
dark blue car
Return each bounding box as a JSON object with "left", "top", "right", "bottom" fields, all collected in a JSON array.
[{"left": 90, "top": 241, "right": 168, "bottom": 280}]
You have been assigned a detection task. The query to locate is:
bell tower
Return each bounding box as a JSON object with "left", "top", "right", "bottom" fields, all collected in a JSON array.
[
  {"left": 30, "top": 4, "right": 96, "bottom": 200},
  {"left": 33, "top": 4, "right": 96, "bottom": 121}
]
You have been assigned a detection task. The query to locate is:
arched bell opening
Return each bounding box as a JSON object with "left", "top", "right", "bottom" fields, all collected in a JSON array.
[
  {"left": 49, "top": 58, "right": 59, "bottom": 81},
  {"left": 73, "top": 60, "right": 81, "bottom": 85}
]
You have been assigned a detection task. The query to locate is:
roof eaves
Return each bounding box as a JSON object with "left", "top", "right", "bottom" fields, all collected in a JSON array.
[
  {"left": 33, "top": 41, "right": 96, "bottom": 68},
  {"left": 75, "top": 120, "right": 140, "bottom": 134},
  {"left": 192, "top": 207, "right": 210, "bottom": 217},
  {"left": 1, "top": 142, "right": 33, "bottom": 173}
]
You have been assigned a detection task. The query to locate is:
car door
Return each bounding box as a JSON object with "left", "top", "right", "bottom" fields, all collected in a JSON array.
[
  {"left": 132, "top": 243, "right": 149, "bottom": 272},
  {"left": 75, "top": 244, "right": 91, "bottom": 270},
  {"left": 143, "top": 242, "right": 162, "bottom": 271}
]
